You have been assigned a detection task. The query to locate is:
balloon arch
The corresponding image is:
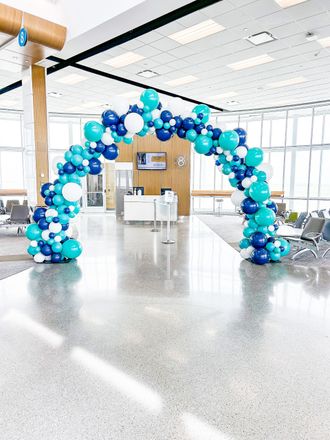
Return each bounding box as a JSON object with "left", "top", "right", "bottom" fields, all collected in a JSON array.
[{"left": 25, "top": 89, "right": 290, "bottom": 265}]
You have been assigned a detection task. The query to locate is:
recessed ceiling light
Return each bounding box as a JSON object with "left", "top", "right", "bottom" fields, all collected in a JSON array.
[
  {"left": 81, "top": 101, "right": 102, "bottom": 108},
  {"left": 267, "top": 76, "right": 306, "bottom": 88},
  {"left": 274, "top": 0, "right": 308, "bottom": 8},
  {"left": 168, "top": 19, "right": 225, "bottom": 45},
  {"left": 246, "top": 31, "right": 276, "bottom": 46},
  {"left": 226, "top": 100, "right": 239, "bottom": 105},
  {"left": 209, "top": 91, "right": 238, "bottom": 100},
  {"left": 48, "top": 91, "right": 62, "bottom": 98},
  {"left": 317, "top": 36, "right": 330, "bottom": 48},
  {"left": 227, "top": 54, "right": 274, "bottom": 70},
  {"left": 120, "top": 91, "right": 141, "bottom": 98},
  {"left": 137, "top": 70, "right": 159, "bottom": 78},
  {"left": 165, "top": 75, "right": 198, "bottom": 86},
  {"left": 103, "top": 51, "right": 145, "bottom": 68},
  {"left": 56, "top": 74, "right": 88, "bottom": 85}
]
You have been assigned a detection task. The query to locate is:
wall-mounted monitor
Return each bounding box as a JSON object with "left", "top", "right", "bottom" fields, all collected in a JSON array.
[{"left": 137, "top": 152, "right": 167, "bottom": 170}]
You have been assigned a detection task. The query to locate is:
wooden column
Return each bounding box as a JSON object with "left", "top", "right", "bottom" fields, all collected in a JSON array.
[{"left": 31, "top": 65, "right": 49, "bottom": 205}]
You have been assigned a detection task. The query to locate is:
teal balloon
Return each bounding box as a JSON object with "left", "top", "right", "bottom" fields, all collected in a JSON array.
[
  {"left": 68, "top": 174, "right": 81, "bottom": 184},
  {"left": 239, "top": 238, "right": 250, "bottom": 249},
  {"left": 140, "top": 89, "right": 159, "bottom": 111},
  {"left": 248, "top": 219, "right": 258, "bottom": 229},
  {"left": 249, "top": 181, "right": 270, "bottom": 202},
  {"left": 245, "top": 148, "right": 263, "bottom": 167},
  {"left": 71, "top": 145, "right": 83, "bottom": 155},
  {"left": 53, "top": 195, "right": 65, "bottom": 206},
  {"left": 58, "top": 213, "right": 69, "bottom": 224},
  {"left": 243, "top": 227, "right": 254, "bottom": 238},
  {"left": 82, "top": 149, "right": 93, "bottom": 160},
  {"left": 26, "top": 224, "right": 41, "bottom": 240},
  {"left": 257, "top": 171, "right": 267, "bottom": 182},
  {"left": 270, "top": 251, "right": 281, "bottom": 261},
  {"left": 64, "top": 151, "right": 72, "bottom": 161},
  {"left": 59, "top": 174, "right": 69, "bottom": 184},
  {"left": 51, "top": 242, "right": 62, "bottom": 253},
  {"left": 193, "top": 104, "right": 210, "bottom": 123},
  {"left": 84, "top": 121, "right": 104, "bottom": 142},
  {"left": 54, "top": 183, "right": 63, "bottom": 194},
  {"left": 62, "top": 239, "right": 82, "bottom": 259},
  {"left": 255, "top": 207, "right": 276, "bottom": 226},
  {"left": 186, "top": 129, "right": 197, "bottom": 142},
  {"left": 279, "top": 237, "right": 291, "bottom": 256},
  {"left": 222, "top": 163, "right": 232, "bottom": 175},
  {"left": 142, "top": 112, "right": 152, "bottom": 122},
  {"left": 266, "top": 242, "right": 275, "bottom": 252},
  {"left": 194, "top": 135, "right": 212, "bottom": 154},
  {"left": 71, "top": 154, "right": 83, "bottom": 166},
  {"left": 218, "top": 154, "right": 227, "bottom": 165},
  {"left": 154, "top": 118, "right": 163, "bottom": 129},
  {"left": 219, "top": 130, "right": 239, "bottom": 151},
  {"left": 229, "top": 178, "right": 238, "bottom": 187},
  {"left": 124, "top": 137, "right": 133, "bottom": 144},
  {"left": 27, "top": 245, "right": 39, "bottom": 256}
]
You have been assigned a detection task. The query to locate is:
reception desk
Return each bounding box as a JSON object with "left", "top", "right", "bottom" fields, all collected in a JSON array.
[{"left": 124, "top": 195, "right": 178, "bottom": 222}]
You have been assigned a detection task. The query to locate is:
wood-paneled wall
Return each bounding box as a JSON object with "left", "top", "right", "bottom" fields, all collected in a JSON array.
[{"left": 116, "top": 137, "right": 191, "bottom": 216}]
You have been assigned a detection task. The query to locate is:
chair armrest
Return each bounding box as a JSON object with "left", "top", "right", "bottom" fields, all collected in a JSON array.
[{"left": 304, "top": 232, "right": 322, "bottom": 246}]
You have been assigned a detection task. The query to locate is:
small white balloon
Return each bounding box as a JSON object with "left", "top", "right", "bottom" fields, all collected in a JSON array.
[
  {"left": 49, "top": 185, "right": 54, "bottom": 191},
  {"left": 41, "top": 230, "right": 50, "bottom": 241},
  {"left": 111, "top": 96, "right": 129, "bottom": 115},
  {"left": 105, "top": 127, "right": 111, "bottom": 133},
  {"left": 231, "top": 189, "right": 246, "bottom": 207},
  {"left": 69, "top": 206, "right": 75, "bottom": 212},
  {"left": 90, "top": 142, "right": 97, "bottom": 148},
  {"left": 34, "top": 253, "right": 45, "bottom": 263},
  {"left": 241, "top": 177, "right": 252, "bottom": 188},
  {"left": 216, "top": 147, "right": 223, "bottom": 154},
  {"left": 235, "top": 146, "right": 248, "bottom": 158},
  {"left": 54, "top": 235, "right": 62, "bottom": 243},
  {"left": 44, "top": 256, "right": 52, "bottom": 261},
  {"left": 62, "top": 182, "right": 82, "bottom": 203},
  {"left": 274, "top": 240, "right": 281, "bottom": 248},
  {"left": 223, "top": 150, "right": 231, "bottom": 156},
  {"left": 45, "top": 209, "right": 58, "bottom": 218},
  {"left": 250, "top": 175, "right": 258, "bottom": 182},
  {"left": 169, "top": 118, "right": 176, "bottom": 126},
  {"left": 201, "top": 128, "right": 208, "bottom": 135},
  {"left": 82, "top": 159, "right": 89, "bottom": 166},
  {"left": 49, "top": 222, "right": 62, "bottom": 234},
  {"left": 124, "top": 113, "right": 144, "bottom": 134},
  {"left": 226, "top": 155, "right": 233, "bottom": 161},
  {"left": 101, "top": 132, "right": 114, "bottom": 146},
  {"left": 30, "top": 240, "right": 38, "bottom": 247},
  {"left": 268, "top": 225, "right": 275, "bottom": 232}
]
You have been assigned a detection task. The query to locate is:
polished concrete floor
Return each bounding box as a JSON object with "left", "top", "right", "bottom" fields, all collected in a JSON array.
[{"left": 1, "top": 214, "right": 330, "bottom": 440}]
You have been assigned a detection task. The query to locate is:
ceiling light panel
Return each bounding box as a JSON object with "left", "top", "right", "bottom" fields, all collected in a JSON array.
[
  {"left": 274, "top": 0, "right": 308, "bottom": 8},
  {"left": 55, "top": 74, "right": 88, "bottom": 85},
  {"left": 317, "top": 37, "right": 330, "bottom": 48},
  {"left": 137, "top": 70, "right": 159, "bottom": 78},
  {"left": 209, "top": 92, "right": 238, "bottom": 100},
  {"left": 103, "top": 51, "right": 145, "bottom": 68},
  {"left": 168, "top": 19, "right": 225, "bottom": 45},
  {"left": 268, "top": 76, "right": 306, "bottom": 88},
  {"left": 246, "top": 31, "right": 276, "bottom": 46},
  {"left": 227, "top": 54, "right": 274, "bottom": 70},
  {"left": 165, "top": 75, "right": 198, "bottom": 86}
]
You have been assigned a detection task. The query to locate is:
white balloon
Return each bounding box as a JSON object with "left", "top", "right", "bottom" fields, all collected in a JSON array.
[
  {"left": 235, "top": 146, "right": 248, "bottom": 158},
  {"left": 124, "top": 113, "right": 144, "bottom": 133},
  {"left": 101, "top": 132, "right": 113, "bottom": 146},
  {"left": 216, "top": 147, "right": 223, "bottom": 154},
  {"left": 258, "top": 162, "right": 273, "bottom": 180},
  {"left": 226, "top": 155, "right": 233, "bottom": 161},
  {"left": 274, "top": 240, "right": 281, "bottom": 248},
  {"left": 111, "top": 96, "right": 129, "bottom": 115},
  {"left": 268, "top": 225, "right": 275, "bottom": 232},
  {"left": 49, "top": 222, "right": 62, "bottom": 234},
  {"left": 168, "top": 97, "right": 185, "bottom": 116},
  {"left": 90, "top": 141, "right": 97, "bottom": 148},
  {"left": 44, "top": 256, "right": 52, "bottom": 261},
  {"left": 30, "top": 240, "right": 38, "bottom": 247},
  {"left": 240, "top": 246, "right": 254, "bottom": 259},
  {"left": 241, "top": 177, "right": 252, "bottom": 188},
  {"left": 151, "top": 109, "right": 160, "bottom": 119},
  {"left": 231, "top": 189, "right": 246, "bottom": 207},
  {"left": 201, "top": 128, "right": 208, "bottom": 135},
  {"left": 34, "top": 252, "right": 45, "bottom": 263},
  {"left": 169, "top": 118, "right": 176, "bottom": 127},
  {"left": 62, "top": 183, "right": 82, "bottom": 203},
  {"left": 82, "top": 159, "right": 89, "bottom": 166},
  {"left": 250, "top": 175, "right": 258, "bottom": 182},
  {"left": 51, "top": 155, "right": 65, "bottom": 174},
  {"left": 228, "top": 172, "right": 235, "bottom": 179},
  {"left": 41, "top": 230, "right": 50, "bottom": 241},
  {"left": 54, "top": 235, "right": 62, "bottom": 243},
  {"left": 45, "top": 209, "right": 58, "bottom": 218}
]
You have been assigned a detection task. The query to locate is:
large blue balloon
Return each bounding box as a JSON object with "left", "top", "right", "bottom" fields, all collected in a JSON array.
[
  {"left": 250, "top": 232, "right": 267, "bottom": 249},
  {"left": 241, "top": 197, "right": 259, "bottom": 214},
  {"left": 33, "top": 207, "right": 46, "bottom": 222},
  {"left": 40, "top": 182, "right": 51, "bottom": 197},
  {"left": 63, "top": 162, "right": 76, "bottom": 174},
  {"left": 251, "top": 248, "right": 270, "bottom": 265},
  {"left": 117, "top": 123, "right": 127, "bottom": 136},
  {"left": 41, "top": 244, "right": 52, "bottom": 256},
  {"left": 182, "top": 117, "right": 195, "bottom": 130},
  {"left": 156, "top": 128, "right": 172, "bottom": 142},
  {"left": 234, "top": 128, "right": 247, "bottom": 146},
  {"left": 94, "top": 140, "right": 105, "bottom": 153},
  {"left": 267, "top": 200, "right": 278, "bottom": 214},
  {"left": 89, "top": 158, "right": 102, "bottom": 175},
  {"left": 38, "top": 218, "right": 49, "bottom": 230},
  {"left": 103, "top": 144, "right": 119, "bottom": 160},
  {"left": 102, "top": 110, "right": 119, "bottom": 127},
  {"left": 160, "top": 110, "right": 172, "bottom": 122}
]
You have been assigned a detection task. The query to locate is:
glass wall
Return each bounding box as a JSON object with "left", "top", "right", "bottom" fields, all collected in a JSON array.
[{"left": 191, "top": 104, "right": 330, "bottom": 214}]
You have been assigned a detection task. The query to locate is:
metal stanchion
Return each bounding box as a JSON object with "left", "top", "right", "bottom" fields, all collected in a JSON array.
[
  {"left": 162, "top": 202, "right": 175, "bottom": 244},
  {"left": 151, "top": 198, "right": 159, "bottom": 232}
]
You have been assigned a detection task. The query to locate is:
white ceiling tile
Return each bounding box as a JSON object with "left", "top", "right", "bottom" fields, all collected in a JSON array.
[{"left": 149, "top": 37, "right": 180, "bottom": 51}]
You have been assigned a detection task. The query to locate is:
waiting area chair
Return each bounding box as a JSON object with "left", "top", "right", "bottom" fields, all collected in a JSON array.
[
  {"left": 322, "top": 221, "right": 330, "bottom": 258},
  {"left": 5, "top": 199, "right": 20, "bottom": 214},
  {"left": 0, "top": 204, "right": 31, "bottom": 235},
  {"left": 282, "top": 217, "right": 325, "bottom": 260}
]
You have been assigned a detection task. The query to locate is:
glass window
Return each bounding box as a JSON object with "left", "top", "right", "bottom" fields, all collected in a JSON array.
[
  {"left": 308, "top": 149, "right": 321, "bottom": 198},
  {"left": 0, "top": 151, "right": 23, "bottom": 188},
  {"left": 0, "top": 117, "right": 21, "bottom": 147},
  {"left": 319, "top": 149, "right": 330, "bottom": 198},
  {"left": 268, "top": 150, "right": 284, "bottom": 191},
  {"left": 49, "top": 121, "right": 70, "bottom": 149}
]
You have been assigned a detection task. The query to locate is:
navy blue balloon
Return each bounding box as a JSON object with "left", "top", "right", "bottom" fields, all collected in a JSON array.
[
  {"left": 161, "top": 110, "right": 172, "bottom": 122},
  {"left": 49, "top": 233, "right": 55, "bottom": 239},
  {"left": 117, "top": 123, "right": 127, "bottom": 136},
  {"left": 195, "top": 123, "right": 205, "bottom": 134},
  {"left": 251, "top": 248, "right": 270, "bottom": 265},
  {"left": 169, "top": 126, "right": 176, "bottom": 133},
  {"left": 119, "top": 115, "right": 126, "bottom": 123},
  {"left": 41, "top": 244, "right": 52, "bottom": 256},
  {"left": 210, "top": 146, "right": 217, "bottom": 154},
  {"left": 49, "top": 191, "right": 55, "bottom": 197},
  {"left": 182, "top": 117, "right": 195, "bottom": 130},
  {"left": 235, "top": 169, "right": 246, "bottom": 181},
  {"left": 241, "top": 197, "right": 259, "bottom": 214},
  {"left": 147, "top": 121, "right": 154, "bottom": 127},
  {"left": 232, "top": 155, "right": 240, "bottom": 162},
  {"left": 156, "top": 128, "right": 172, "bottom": 142},
  {"left": 237, "top": 183, "right": 245, "bottom": 191},
  {"left": 63, "top": 162, "right": 76, "bottom": 174},
  {"left": 45, "top": 196, "right": 53, "bottom": 206},
  {"left": 245, "top": 167, "right": 254, "bottom": 177},
  {"left": 205, "top": 151, "right": 213, "bottom": 156},
  {"left": 157, "top": 102, "right": 162, "bottom": 110},
  {"left": 177, "top": 128, "right": 186, "bottom": 138},
  {"left": 38, "top": 218, "right": 49, "bottom": 230},
  {"left": 89, "top": 157, "right": 102, "bottom": 175},
  {"left": 206, "top": 124, "right": 213, "bottom": 131},
  {"left": 268, "top": 237, "right": 275, "bottom": 243},
  {"left": 77, "top": 165, "right": 84, "bottom": 171},
  {"left": 95, "top": 140, "right": 105, "bottom": 153},
  {"left": 64, "top": 208, "right": 70, "bottom": 214},
  {"left": 267, "top": 201, "right": 278, "bottom": 214},
  {"left": 130, "top": 104, "right": 139, "bottom": 113},
  {"left": 251, "top": 232, "right": 268, "bottom": 249},
  {"left": 38, "top": 240, "right": 44, "bottom": 247},
  {"left": 212, "top": 128, "right": 222, "bottom": 140},
  {"left": 51, "top": 253, "right": 62, "bottom": 263},
  {"left": 103, "top": 144, "right": 119, "bottom": 160},
  {"left": 231, "top": 165, "right": 239, "bottom": 172},
  {"left": 234, "top": 128, "right": 247, "bottom": 146},
  {"left": 102, "top": 110, "right": 119, "bottom": 127},
  {"left": 174, "top": 116, "right": 183, "bottom": 128},
  {"left": 62, "top": 223, "right": 69, "bottom": 231},
  {"left": 33, "top": 207, "right": 46, "bottom": 222},
  {"left": 40, "top": 182, "right": 51, "bottom": 197}
]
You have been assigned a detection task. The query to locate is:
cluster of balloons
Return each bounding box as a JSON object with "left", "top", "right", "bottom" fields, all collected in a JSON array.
[{"left": 26, "top": 88, "right": 289, "bottom": 265}]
